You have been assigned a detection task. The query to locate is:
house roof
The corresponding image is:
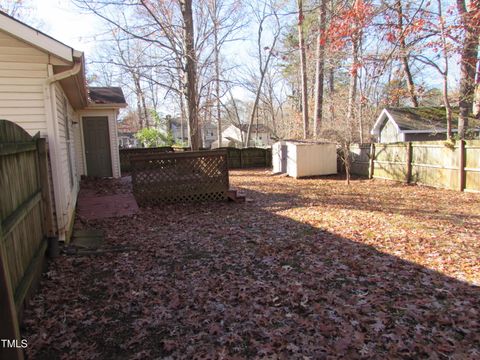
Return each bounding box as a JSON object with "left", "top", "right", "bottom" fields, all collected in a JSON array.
[
  {"left": 0, "top": 11, "right": 127, "bottom": 110},
  {"left": 0, "top": 10, "right": 80, "bottom": 62},
  {"left": 371, "top": 107, "right": 480, "bottom": 135},
  {"left": 89, "top": 87, "right": 127, "bottom": 106}
]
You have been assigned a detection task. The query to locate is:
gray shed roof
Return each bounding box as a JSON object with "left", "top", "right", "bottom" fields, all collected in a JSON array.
[{"left": 372, "top": 107, "right": 480, "bottom": 135}]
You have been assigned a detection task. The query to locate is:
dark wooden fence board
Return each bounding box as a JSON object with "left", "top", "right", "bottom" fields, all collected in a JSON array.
[
  {"left": 120, "top": 146, "right": 174, "bottom": 173},
  {"left": 121, "top": 147, "right": 272, "bottom": 173},
  {"left": 0, "top": 120, "right": 51, "bottom": 360}
]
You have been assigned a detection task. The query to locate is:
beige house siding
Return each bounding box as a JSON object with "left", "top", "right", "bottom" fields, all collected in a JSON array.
[
  {"left": 0, "top": 22, "right": 125, "bottom": 241},
  {"left": 0, "top": 30, "right": 48, "bottom": 134},
  {"left": 73, "top": 119, "right": 85, "bottom": 176},
  {"left": 53, "top": 83, "right": 80, "bottom": 237},
  {"left": 109, "top": 110, "right": 121, "bottom": 178},
  {"left": 379, "top": 119, "right": 402, "bottom": 143}
]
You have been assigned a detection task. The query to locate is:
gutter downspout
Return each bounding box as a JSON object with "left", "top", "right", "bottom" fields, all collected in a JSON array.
[
  {"left": 43, "top": 60, "right": 83, "bottom": 241},
  {"left": 45, "top": 60, "right": 82, "bottom": 85}
]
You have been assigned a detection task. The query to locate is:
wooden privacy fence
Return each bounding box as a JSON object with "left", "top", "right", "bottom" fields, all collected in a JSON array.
[
  {"left": 120, "top": 146, "right": 174, "bottom": 173},
  {"left": 349, "top": 140, "right": 480, "bottom": 192},
  {"left": 0, "top": 120, "right": 53, "bottom": 360},
  {"left": 120, "top": 146, "right": 272, "bottom": 173},
  {"left": 220, "top": 147, "right": 272, "bottom": 169},
  {"left": 131, "top": 149, "right": 229, "bottom": 206}
]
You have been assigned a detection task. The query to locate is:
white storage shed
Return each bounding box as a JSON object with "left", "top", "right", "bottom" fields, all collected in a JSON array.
[{"left": 272, "top": 140, "right": 337, "bottom": 178}]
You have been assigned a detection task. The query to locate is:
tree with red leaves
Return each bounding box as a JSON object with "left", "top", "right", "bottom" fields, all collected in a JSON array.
[
  {"left": 456, "top": 0, "right": 480, "bottom": 138},
  {"left": 327, "top": 0, "right": 374, "bottom": 144}
]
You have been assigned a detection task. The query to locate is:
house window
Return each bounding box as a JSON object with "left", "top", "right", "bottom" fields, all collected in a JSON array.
[{"left": 63, "top": 98, "right": 74, "bottom": 188}]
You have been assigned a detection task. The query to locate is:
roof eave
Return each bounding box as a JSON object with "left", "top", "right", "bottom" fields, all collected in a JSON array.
[
  {"left": 86, "top": 102, "right": 128, "bottom": 110},
  {"left": 0, "top": 11, "right": 74, "bottom": 62}
]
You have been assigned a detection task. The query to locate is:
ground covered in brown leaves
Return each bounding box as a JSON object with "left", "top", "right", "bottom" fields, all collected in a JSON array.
[{"left": 23, "top": 170, "right": 480, "bottom": 359}]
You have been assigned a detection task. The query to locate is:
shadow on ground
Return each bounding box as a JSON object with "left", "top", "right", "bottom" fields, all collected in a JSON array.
[{"left": 22, "top": 171, "right": 480, "bottom": 359}]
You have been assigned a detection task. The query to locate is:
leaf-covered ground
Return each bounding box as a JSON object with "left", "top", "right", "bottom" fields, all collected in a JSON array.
[{"left": 23, "top": 170, "right": 480, "bottom": 359}]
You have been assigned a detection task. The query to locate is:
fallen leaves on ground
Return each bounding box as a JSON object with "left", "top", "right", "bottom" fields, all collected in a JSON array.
[{"left": 23, "top": 170, "right": 480, "bottom": 359}]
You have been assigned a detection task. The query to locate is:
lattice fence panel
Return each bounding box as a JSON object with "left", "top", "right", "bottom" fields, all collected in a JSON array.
[
  {"left": 120, "top": 146, "right": 174, "bottom": 173},
  {"left": 131, "top": 150, "right": 229, "bottom": 206}
]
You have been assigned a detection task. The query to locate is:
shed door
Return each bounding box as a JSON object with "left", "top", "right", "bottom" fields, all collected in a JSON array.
[{"left": 83, "top": 117, "right": 112, "bottom": 177}]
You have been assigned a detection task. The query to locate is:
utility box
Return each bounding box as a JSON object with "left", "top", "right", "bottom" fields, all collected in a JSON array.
[{"left": 272, "top": 140, "right": 337, "bottom": 178}]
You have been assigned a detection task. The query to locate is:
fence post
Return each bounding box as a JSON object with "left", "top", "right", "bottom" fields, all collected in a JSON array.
[
  {"left": 36, "top": 139, "right": 57, "bottom": 259},
  {"left": 368, "top": 143, "right": 375, "bottom": 179},
  {"left": 406, "top": 142, "right": 413, "bottom": 183},
  {"left": 459, "top": 140, "right": 466, "bottom": 192},
  {"left": 0, "top": 225, "right": 24, "bottom": 360}
]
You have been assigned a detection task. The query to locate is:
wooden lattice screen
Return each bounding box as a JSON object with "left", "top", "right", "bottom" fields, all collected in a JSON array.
[
  {"left": 120, "top": 146, "right": 174, "bottom": 173},
  {"left": 131, "top": 149, "right": 229, "bottom": 206}
]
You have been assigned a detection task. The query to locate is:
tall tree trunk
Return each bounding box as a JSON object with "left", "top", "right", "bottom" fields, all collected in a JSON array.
[
  {"left": 313, "top": 0, "right": 327, "bottom": 139},
  {"left": 180, "top": 0, "right": 200, "bottom": 150},
  {"left": 456, "top": 0, "right": 478, "bottom": 138},
  {"left": 437, "top": 0, "right": 453, "bottom": 139},
  {"left": 213, "top": 8, "right": 222, "bottom": 147},
  {"left": 133, "top": 76, "right": 146, "bottom": 128},
  {"left": 139, "top": 86, "right": 149, "bottom": 128},
  {"left": 297, "top": 0, "right": 309, "bottom": 139},
  {"left": 136, "top": 97, "right": 144, "bottom": 129},
  {"left": 179, "top": 77, "right": 186, "bottom": 144},
  {"left": 329, "top": 67, "right": 335, "bottom": 123},
  {"left": 245, "top": 12, "right": 280, "bottom": 147},
  {"left": 474, "top": 55, "right": 480, "bottom": 117},
  {"left": 347, "top": 38, "right": 359, "bottom": 142},
  {"left": 396, "top": 0, "right": 418, "bottom": 107}
]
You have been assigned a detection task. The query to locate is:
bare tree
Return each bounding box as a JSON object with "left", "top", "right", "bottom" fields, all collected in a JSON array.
[
  {"left": 180, "top": 0, "right": 201, "bottom": 149},
  {"left": 456, "top": 0, "right": 479, "bottom": 138},
  {"left": 395, "top": 0, "right": 419, "bottom": 107},
  {"left": 297, "top": 0, "right": 309, "bottom": 139},
  {"left": 313, "top": 0, "right": 327, "bottom": 138},
  {"left": 244, "top": 1, "right": 281, "bottom": 147}
]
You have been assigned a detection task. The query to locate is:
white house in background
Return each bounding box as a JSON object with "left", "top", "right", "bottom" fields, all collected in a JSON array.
[
  {"left": 371, "top": 107, "right": 480, "bottom": 143},
  {"left": 215, "top": 123, "right": 272, "bottom": 148},
  {"left": 0, "top": 11, "right": 127, "bottom": 241},
  {"left": 202, "top": 123, "right": 217, "bottom": 148}
]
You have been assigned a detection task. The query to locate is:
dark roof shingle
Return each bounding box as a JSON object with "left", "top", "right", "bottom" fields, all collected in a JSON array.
[
  {"left": 88, "top": 87, "right": 126, "bottom": 105},
  {"left": 385, "top": 107, "right": 480, "bottom": 131}
]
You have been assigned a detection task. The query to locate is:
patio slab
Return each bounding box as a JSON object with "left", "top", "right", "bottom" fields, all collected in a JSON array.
[{"left": 77, "top": 191, "right": 139, "bottom": 220}]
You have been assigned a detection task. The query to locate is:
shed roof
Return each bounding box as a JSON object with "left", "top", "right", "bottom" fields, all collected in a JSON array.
[
  {"left": 371, "top": 107, "right": 480, "bottom": 135},
  {"left": 88, "top": 87, "right": 127, "bottom": 106}
]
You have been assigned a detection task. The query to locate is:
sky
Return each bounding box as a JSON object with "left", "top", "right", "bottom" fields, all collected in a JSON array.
[
  {"left": 30, "top": 0, "right": 101, "bottom": 56},
  {"left": 18, "top": 0, "right": 459, "bottom": 111},
  {"left": 24, "top": 0, "right": 260, "bottom": 109}
]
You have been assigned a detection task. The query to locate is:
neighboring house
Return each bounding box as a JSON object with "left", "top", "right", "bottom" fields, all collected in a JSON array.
[
  {"left": 168, "top": 116, "right": 188, "bottom": 144},
  {"left": 118, "top": 112, "right": 141, "bottom": 148},
  {"left": 217, "top": 123, "right": 272, "bottom": 148},
  {"left": 202, "top": 123, "right": 217, "bottom": 149},
  {"left": 0, "top": 11, "right": 127, "bottom": 241},
  {"left": 371, "top": 107, "right": 480, "bottom": 143}
]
